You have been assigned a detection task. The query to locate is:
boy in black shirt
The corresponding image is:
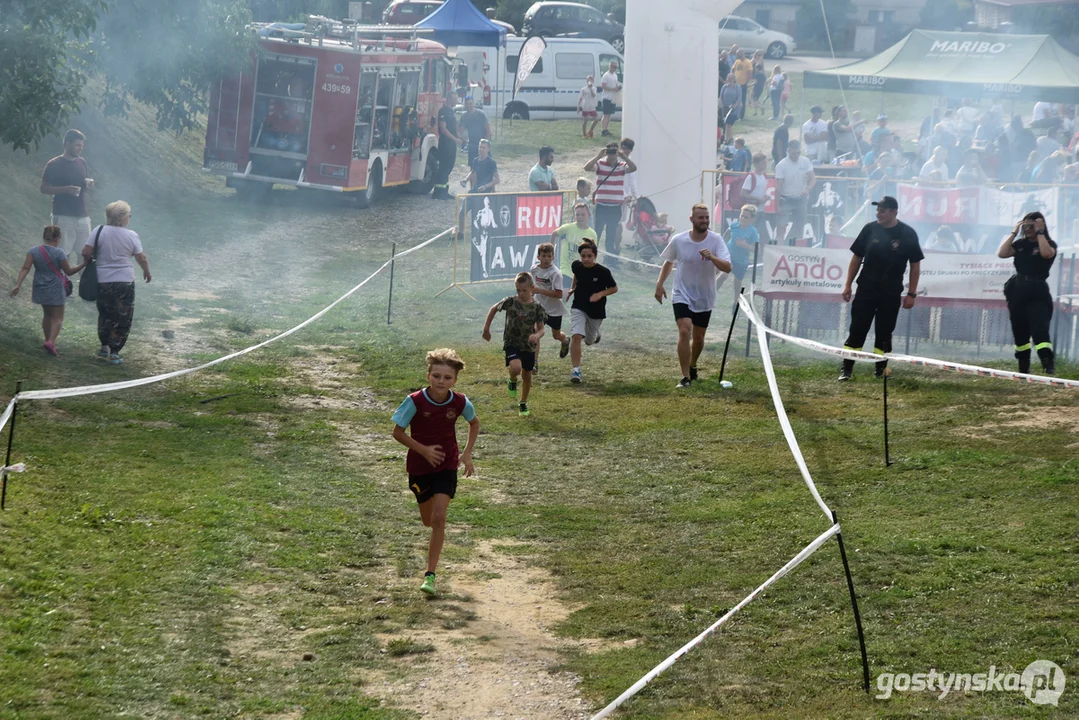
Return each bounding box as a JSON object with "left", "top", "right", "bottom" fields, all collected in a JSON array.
[
  {"left": 568, "top": 243, "right": 617, "bottom": 384},
  {"left": 839, "top": 196, "right": 924, "bottom": 381}
]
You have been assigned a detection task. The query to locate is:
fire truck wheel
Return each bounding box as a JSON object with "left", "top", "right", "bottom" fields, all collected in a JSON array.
[
  {"left": 409, "top": 153, "right": 438, "bottom": 195},
  {"left": 353, "top": 160, "right": 382, "bottom": 209}
]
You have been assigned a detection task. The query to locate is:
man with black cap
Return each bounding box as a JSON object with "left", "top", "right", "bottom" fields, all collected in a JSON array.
[{"left": 838, "top": 195, "right": 923, "bottom": 381}]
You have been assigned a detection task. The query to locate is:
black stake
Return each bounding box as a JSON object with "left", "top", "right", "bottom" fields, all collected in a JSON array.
[
  {"left": 883, "top": 371, "right": 892, "bottom": 467},
  {"left": 832, "top": 510, "right": 871, "bottom": 693},
  {"left": 387, "top": 242, "right": 397, "bottom": 326},
  {"left": 2, "top": 381, "right": 22, "bottom": 511},
  {"left": 718, "top": 289, "right": 742, "bottom": 385},
  {"left": 745, "top": 243, "right": 759, "bottom": 358}
]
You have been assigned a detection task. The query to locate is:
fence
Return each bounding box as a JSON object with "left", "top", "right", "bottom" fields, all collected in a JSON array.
[{"left": 697, "top": 170, "right": 1079, "bottom": 362}]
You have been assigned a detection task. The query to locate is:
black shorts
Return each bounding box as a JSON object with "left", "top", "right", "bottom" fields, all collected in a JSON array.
[
  {"left": 601, "top": 98, "right": 616, "bottom": 116},
  {"left": 545, "top": 315, "right": 563, "bottom": 331},
  {"left": 409, "top": 468, "right": 458, "bottom": 504},
  {"left": 673, "top": 303, "right": 712, "bottom": 328},
  {"left": 505, "top": 348, "right": 537, "bottom": 371}
]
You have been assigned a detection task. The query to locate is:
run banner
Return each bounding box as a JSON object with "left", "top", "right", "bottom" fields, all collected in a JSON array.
[
  {"left": 758, "top": 245, "right": 1060, "bottom": 303},
  {"left": 897, "top": 184, "right": 1060, "bottom": 230},
  {"left": 464, "top": 192, "right": 564, "bottom": 282}
]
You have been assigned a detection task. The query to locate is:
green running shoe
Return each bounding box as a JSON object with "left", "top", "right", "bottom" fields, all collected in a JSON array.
[
  {"left": 519, "top": 403, "right": 530, "bottom": 417},
  {"left": 507, "top": 380, "right": 517, "bottom": 398},
  {"left": 420, "top": 574, "right": 436, "bottom": 595}
]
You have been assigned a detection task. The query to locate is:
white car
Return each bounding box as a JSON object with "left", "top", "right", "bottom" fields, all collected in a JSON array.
[{"left": 718, "top": 15, "right": 795, "bottom": 59}]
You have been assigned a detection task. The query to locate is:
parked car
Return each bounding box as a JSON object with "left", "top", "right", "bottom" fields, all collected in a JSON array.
[
  {"left": 522, "top": 2, "right": 624, "bottom": 52},
  {"left": 718, "top": 15, "right": 795, "bottom": 59},
  {"left": 382, "top": 0, "right": 443, "bottom": 24}
]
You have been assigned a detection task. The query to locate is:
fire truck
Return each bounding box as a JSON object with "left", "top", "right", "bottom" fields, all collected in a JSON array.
[{"left": 203, "top": 22, "right": 452, "bottom": 207}]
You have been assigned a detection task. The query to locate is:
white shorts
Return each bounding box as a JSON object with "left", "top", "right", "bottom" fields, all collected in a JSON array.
[
  {"left": 570, "top": 309, "right": 603, "bottom": 345},
  {"left": 51, "top": 215, "right": 91, "bottom": 258}
]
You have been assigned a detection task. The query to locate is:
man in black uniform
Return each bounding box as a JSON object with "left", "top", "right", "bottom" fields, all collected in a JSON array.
[
  {"left": 432, "top": 86, "right": 461, "bottom": 200},
  {"left": 838, "top": 195, "right": 923, "bottom": 381},
  {"left": 997, "top": 211, "right": 1057, "bottom": 375}
]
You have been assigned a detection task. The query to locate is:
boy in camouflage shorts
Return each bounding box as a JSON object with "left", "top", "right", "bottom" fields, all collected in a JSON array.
[{"left": 482, "top": 272, "right": 547, "bottom": 417}]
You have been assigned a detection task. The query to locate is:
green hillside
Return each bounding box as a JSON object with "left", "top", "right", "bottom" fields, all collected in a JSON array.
[{"left": 0, "top": 93, "right": 224, "bottom": 287}]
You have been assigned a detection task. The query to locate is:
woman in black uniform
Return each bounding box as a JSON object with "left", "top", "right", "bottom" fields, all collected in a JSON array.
[{"left": 997, "top": 211, "right": 1057, "bottom": 375}]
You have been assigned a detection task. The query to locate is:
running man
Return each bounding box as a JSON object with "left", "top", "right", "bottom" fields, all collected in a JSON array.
[{"left": 654, "top": 204, "right": 732, "bottom": 388}]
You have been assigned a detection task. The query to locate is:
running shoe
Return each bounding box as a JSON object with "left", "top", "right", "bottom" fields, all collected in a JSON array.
[
  {"left": 676, "top": 377, "right": 692, "bottom": 389},
  {"left": 571, "top": 367, "right": 582, "bottom": 384},
  {"left": 519, "top": 403, "right": 530, "bottom": 417},
  {"left": 420, "top": 574, "right": 436, "bottom": 596},
  {"left": 507, "top": 380, "right": 517, "bottom": 398},
  {"left": 96, "top": 346, "right": 110, "bottom": 360},
  {"left": 559, "top": 337, "right": 570, "bottom": 358},
  {"left": 689, "top": 366, "right": 698, "bottom": 381},
  {"left": 109, "top": 353, "right": 124, "bottom": 365}
]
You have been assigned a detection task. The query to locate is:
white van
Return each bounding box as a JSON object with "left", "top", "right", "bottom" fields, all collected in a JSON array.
[{"left": 458, "top": 37, "right": 624, "bottom": 121}]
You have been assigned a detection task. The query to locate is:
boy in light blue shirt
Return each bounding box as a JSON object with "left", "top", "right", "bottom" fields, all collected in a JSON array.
[{"left": 716, "top": 204, "right": 760, "bottom": 309}]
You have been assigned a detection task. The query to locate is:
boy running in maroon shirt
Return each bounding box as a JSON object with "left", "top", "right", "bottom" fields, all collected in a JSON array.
[{"left": 391, "top": 348, "right": 479, "bottom": 595}]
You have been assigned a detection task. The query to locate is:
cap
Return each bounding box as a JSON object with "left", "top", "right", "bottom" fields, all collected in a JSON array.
[
  {"left": 810, "top": 105, "right": 823, "bottom": 114},
  {"left": 877, "top": 113, "right": 887, "bottom": 120},
  {"left": 872, "top": 196, "right": 898, "bottom": 210}
]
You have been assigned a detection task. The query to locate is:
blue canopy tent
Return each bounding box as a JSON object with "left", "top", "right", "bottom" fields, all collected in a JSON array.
[
  {"left": 416, "top": 0, "right": 508, "bottom": 128},
  {"left": 415, "top": 0, "right": 507, "bottom": 49}
]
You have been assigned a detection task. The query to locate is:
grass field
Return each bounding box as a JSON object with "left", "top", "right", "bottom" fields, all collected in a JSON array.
[{"left": 1, "top": 85, "right": 1077, "bottom": 720}]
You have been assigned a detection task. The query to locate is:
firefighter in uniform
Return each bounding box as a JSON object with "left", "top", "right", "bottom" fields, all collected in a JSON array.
[
  {"left": 432, "top": 85, "right": 461, "bottom": 200},
  {"left": 839, "top": 195, "right": 924, "bottom": 381},
  {"left": 997, "top": 211, "right": 1057, "bottom": 375}
]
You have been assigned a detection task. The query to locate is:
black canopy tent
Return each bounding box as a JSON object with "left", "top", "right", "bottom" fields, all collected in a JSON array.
[{"left": 805, "top": 30, "right": 1079, "bottom": 104}]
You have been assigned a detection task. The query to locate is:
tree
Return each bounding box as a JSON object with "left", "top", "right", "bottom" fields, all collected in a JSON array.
[
  {"left": 0, "top": 0, "right": 257, "bottom": 152},
  {"left": 793, "top": 0, "right": 854, "bottom": 52},
  {"left": 0, "top": 0, "right": 106, "bottom": 151}
]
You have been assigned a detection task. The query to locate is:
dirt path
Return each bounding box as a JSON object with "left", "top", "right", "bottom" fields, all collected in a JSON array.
[{"left": 367, "top": 540, "right": 594, "bottom": 720}]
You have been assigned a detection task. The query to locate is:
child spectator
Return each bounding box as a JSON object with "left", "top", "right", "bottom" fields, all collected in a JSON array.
[
  {"left": 578, "top": 75, "right": 599, "bottom": 138},
  {"left": 552, "top": 201, "right": 598, "bottom": 282},
  {"left": 716, "top": 204, "right": 760, "bottom": 309},
  {"left": 575, "top": 177, "right": 594, "bottom": 219},
  {"left": 482, "top": 272, "right": 547, "bottom": 417},
  {"left": 568, "top": 243, "right": 617, "bottom": 384},
  {"left": 391, "top": 349, "right": 479, "bottom": 596}
]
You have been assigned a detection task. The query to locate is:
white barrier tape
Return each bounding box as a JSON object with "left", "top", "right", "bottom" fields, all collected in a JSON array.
[
  {"left": 0, "top": 398, "right": 14, "bottom": 438},
  {"left": 601, "top": 251, "right": 663, "bottom": 269},
  {"left": 739, "top": 293, "right": 834, "bottom": 521},
  {"left": 741, "top": 289, "right": 1079, "bottom": 389},
  {"left": 1, "top": 463, "right": 26, "bottom": 474},
  {"left": 13, "top": 228, "right": 453, "bottom": 403},
  {"left": 590, "top": 522, "right": 841, "bottom": 720}
]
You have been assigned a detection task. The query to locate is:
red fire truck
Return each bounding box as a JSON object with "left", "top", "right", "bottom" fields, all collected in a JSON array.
[{"left": 203, "top": 24, "right": 452, "bottom": 206}]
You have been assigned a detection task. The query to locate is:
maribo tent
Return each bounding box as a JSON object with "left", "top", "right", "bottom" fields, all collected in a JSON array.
[{"left": 805, "top": 30, "right": 1079, "bottom": 104}]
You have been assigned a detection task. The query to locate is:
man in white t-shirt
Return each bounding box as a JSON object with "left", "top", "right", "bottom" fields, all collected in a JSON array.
[
  {"left": 955, "top": 98, "right": 980, "bottom": 137},
  {"left": 1031, "top": 100, "right": 1059, "bottom": 130},
  {"left": 599, "top": 60, "right": 621, "bottom": 137},
  {"left": 919, "top": 145, "right": 949, "bottom": 180},
  {"left": 801, "top": 105, "right": 828, "bottom": 163},
  {"left": 653, "top": 203, "right": 732, "bottom": 388},
  {"left": 774, "top": 140, "right": 815, "bottom": 245}
]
